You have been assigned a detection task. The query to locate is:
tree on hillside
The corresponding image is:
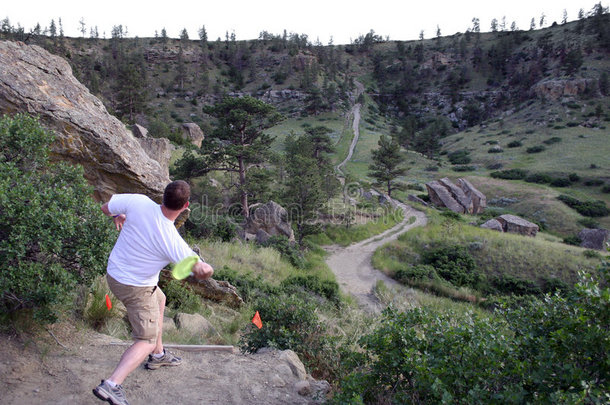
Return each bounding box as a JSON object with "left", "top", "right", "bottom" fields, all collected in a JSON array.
[
  {"left": 368, "top": 135, "right": 407, "bottom": 197},
  {"left": 304, "top": 125, "right": 335, "bottom": 164},
  {"left": 173, "top": 96, "right": 282, "bottom": 218},
  {"left": 283, "top": 135, "right": 326, "bottom": 244}
]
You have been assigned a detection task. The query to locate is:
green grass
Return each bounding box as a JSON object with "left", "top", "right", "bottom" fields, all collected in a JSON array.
[
  {"left": 372, "top": 211, "right": 602, "bottom": 293},
  {"left": 307, "top": 208, "right": 404, "bottom": 247},
  {"left": 264, "top": 112, "right": 346, "bottom": 152}
]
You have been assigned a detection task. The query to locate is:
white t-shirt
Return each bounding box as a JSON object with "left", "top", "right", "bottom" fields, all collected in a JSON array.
[{"left": 107, "top": 194, "right": 199, "bottom": 286}]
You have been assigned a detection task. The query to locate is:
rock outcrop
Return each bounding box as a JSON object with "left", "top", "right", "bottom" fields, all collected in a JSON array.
[
  {"left": 137, "top": 137, "right": 173, "bottom": 175},
  {"left": 496, "top": 214, "right": 539, "bottom": 237},
  {"left": 533, "top": 78, "right": 594, "bottom": 101},
  {"left": 480, "top": 215, "right": 539, "bottom": 237},
  {"left": 578, "top": 228, "right": 609, "bottom": 251},
  {"left": 181, "top": 122, "right": 204, "bottom": 147},
  {"left": 244, "top": 201, "right": 296, "bottom": 242},
  {"left": 0, "top": 41, "right": 169, "bottom": 202},
  {"left": 426, "top": 177, "right": 486, "bottom": 214}
]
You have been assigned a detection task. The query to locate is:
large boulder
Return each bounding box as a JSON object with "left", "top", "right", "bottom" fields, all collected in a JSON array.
[
  {"left": 181, "top": 123, "right": 204, "bottom": 147},
  {"left": 426, "top": 177, "right": 486, "bottom": 215},
  {"left": 439, "top": 177, "right": 473, "bottom": 213},
  {"left": 132, "top": 123, "right": 148, "bottom": 138},
  {"left": 457, "top": 178, "right": 487, "bottom": 214},
  {"left": 137, "top": 137, "right": 173, "bottom": 175},
  {"left": 0, "top": 41, "right": 169, "bottom": 202},
  {"left": 578, "top": 228, "right": 609, "bottom": 251},
  {"left": 496, "top": 214, "right": 539, "bottom": 237},
  {"left": 244, "top": 201, "right": 295, "bottom": 242},
  {"left": 426, "top": 180, "right": 465, "bottom": 213},
  {"left": 480, "top": 219, "right": 503, "bottom": 232}
]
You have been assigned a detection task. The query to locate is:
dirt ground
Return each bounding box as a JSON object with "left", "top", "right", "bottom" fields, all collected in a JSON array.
[
  {"left": 0, "top": 322, "right": 327, "bottom": 405},
  {"left": 326, "top": 203, "right": 427, "bottom": 313}
]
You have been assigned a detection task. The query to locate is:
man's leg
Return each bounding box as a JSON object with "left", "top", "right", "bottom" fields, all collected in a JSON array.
[
  {"left": 108, "top": 340, "right": 156, "bottom": 384},
  {"left": 152, "top": 289, "right": 166, "bottom": 355}
]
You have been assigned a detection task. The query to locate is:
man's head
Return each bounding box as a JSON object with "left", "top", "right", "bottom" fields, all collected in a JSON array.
[{"left": 163, "top": 180, "right": 190, "bottom": 210}]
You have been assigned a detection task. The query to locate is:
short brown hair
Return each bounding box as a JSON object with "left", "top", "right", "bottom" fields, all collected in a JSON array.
[{"left": 163, "top": 180, "right": 190, "bottom": 210}]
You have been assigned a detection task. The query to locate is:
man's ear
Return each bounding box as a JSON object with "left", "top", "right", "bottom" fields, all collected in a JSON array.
[{"left": 184, "top": 201, "right": 190, "bottom": 210}]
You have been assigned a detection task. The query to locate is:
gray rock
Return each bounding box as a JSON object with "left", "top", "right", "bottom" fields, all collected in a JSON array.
[
  {"left": 132, "top": 123, "right": 148, "bottom": 138},
  {"left": 295, "top": 380, "right": 311, "bottom": 396},
  {"left": 137, "top": 137, "right": 172, "bottom": 175},
  {"left": 578, "top": 228, "right": 609, "bottom": 251},
  {"left": 181, "top": 123, "right": 204, "bottom": 147},
  {"left": 378, "top": 193, "right": 398, "bottom": 208},
  {"left": 245, "top": 201, "right": 295, "bottom": 242},
  {"left": 480, "top": 219, "right": 503, "bottom": 232},
  {"left": 496, "top": 215, "right": 539, "bottom": 237},
  {"left": 256, "top": 229, "right": 272, "bottom": 244},
  {"left": 174, "top": 313, "right": 214, "bottom": 334},
  {"left": 162, "top": 316, "right": 177, "bottom": 333},
  {"left": 439, "top": 178, "right": 473, "bottom": 213},
  {"left": 279, "top": 350, "right": 307, "bottom": 380},
  {"left": 426, "top": 180, "right": 465, "bottom": 213},
  {"left": 0, "top": 41, "right": 169, "bottom": 202},
  {"left": 407, "top": 194, "right": 428, "bottom": 206},
  {"left": 456, "top": 178, "right": 486, "bottom": 214}
]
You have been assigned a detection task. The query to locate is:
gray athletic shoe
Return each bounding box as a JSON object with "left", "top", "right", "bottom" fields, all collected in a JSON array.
[
  {"left": 93, "top": 380, "right": 130, "bottom": 405},
  {"left": 145, "top": 348, "right": 182, "bottom": 370}
]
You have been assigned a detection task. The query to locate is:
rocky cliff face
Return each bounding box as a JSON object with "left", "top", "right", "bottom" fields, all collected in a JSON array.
[{"left": 0, "top": 40, "right": 170, "bottom": 202}]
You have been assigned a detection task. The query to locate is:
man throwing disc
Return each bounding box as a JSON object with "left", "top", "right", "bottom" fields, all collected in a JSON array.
[{"left": 93, "top": 180, "right": 213, "bottom": 405}]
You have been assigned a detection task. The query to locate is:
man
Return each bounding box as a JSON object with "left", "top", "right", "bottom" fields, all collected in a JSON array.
[{"left": 93, "top": 180, "right": 214, "bottom": 405}]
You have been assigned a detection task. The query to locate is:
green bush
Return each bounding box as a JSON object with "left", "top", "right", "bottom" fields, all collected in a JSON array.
[
  {"left": 281, "top": 275, "right": 341, "bottom": 306},
  {"left": 584, "top": 179, "right": 604, "bottom": 186},
  {"left": 422, "top": 245, "right": 480, "bottom": 288},
  {"left": 550, "top": 177, "right": 572, "bottom": 187},
  {"left": 526, "top": 145, "right": 546, "bottom": 153},
  {"left": 395, "top": 264, "right": 438, "bottom": 283},
  {"left": 490, "top": 169, "right": 528, "bottom": 180},
  {"left": 448, "top": 150, "right": 471, "bottom": 164},
  {"left": 260, "top": 235, "right": 305, "bottom": 269},
  {"left": 563, "top": 235, "right": 582, "bottom": 246},
  {"left": 558, "top": 195, "right": 609, "bottom": 217},
  {"left": 568, "top": 173, "right": 580, "bottom": 182},
  {"left": 507, "top": 140, "right": 522, "bottom": 148},
  {"left": 489, "top": 274, "right": 541, "bottom": 296},
  {"left": 332, "top": 266, "right": 610, "bottom": 404},
  {"left": 578, "top": 217, "right": 600, "bottom": 229},
  {"left": 451, "top": 165, "right": 476, "bottom": 172},
  {"left": 525, "top": 172, "right": 552, "bottom": 184},
  {"left": 602, "top": 185, "right": 610, "bottom": 193},
  {"left": 0, "top": 114, "right": 116, "bottom": 323},
  {"left": 542, "top": 136, "right": 562, "bottom": 145},
  {"left": 159, "top": 279, "right": 201, "bottom": 313},
  {"left": 186, "top": 213, "right": 237, "bottom": 242}
]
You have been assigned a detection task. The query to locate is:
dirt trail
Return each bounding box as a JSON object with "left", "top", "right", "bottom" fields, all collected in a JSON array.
[
  {"left": 336, "top": 80, "right": 364, "bottom": 177},
  {"left": 0, "top": 325, "right": 327, "bottom": 405},
  {"left": 326, "top": 204, "right": 427, "bottom": 312},
  {"left": 328, "top": 79, "right": 428, "bottom": 311}
]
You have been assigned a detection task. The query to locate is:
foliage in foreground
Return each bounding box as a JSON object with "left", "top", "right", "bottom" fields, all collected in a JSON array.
[
  {"left": 332, "top": 264, "right": 610, "bottom": 404},
  {"left": 0, "top": 114, "right": 115, "bottom": 323}
]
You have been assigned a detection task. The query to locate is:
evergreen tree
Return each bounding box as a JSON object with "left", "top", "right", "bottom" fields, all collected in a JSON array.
[
  {"left": 173, "top": 96, "right": 282, "bottom": 218},
  {"left": 283, "top": 135, "right": 326, "bottom": 244},
  {"left": 368, "top": 135, "right": 407, "bottom": 197}
]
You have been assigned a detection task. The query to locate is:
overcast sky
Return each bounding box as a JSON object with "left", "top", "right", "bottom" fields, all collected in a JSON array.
[{"left": 3, "top": 0, "right": 607, "bottom": 44}]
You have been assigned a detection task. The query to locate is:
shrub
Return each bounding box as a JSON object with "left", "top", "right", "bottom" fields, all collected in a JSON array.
[
  {"left": 566, "top": 122, "right": 580, "bottom": 127},
  {"left": 186, "top": 214, "right": 237, "bottom": 242},
  {"left": 568, "top": 173, "right": 580, "bottom": 182},
  {"left": 281, "top": 275, "right": 340, "bottom": 306},
  {"left": 487, "top": 146, "right": 503, "bottom": 153},
  {"left": 422, "top": 245, "right": 479, "bottom": 287},
  {"left": 448, "top": 150, "right": 471, "bottom": 164},
  {"left": 602, "top": 185, "right": 610, "bottom": 193},
  {"left": 525, "top": 172, "right": 552, "bottom": 184},
  {"left": 507, "top": 140, "right": 522, "bottom": 148},
  {"left": 159, "top": 279, "right": 201, "bottom": 313},
  {"left": 558, "top": 195, "right": 609, "bottom": 217},
  {"left": 452, "top": 165, "right": 476, "bottom": 172},
  {"left": 0, "top": 114, "right": 116, "bottom": 323},
  {"left": 562, "top": 235, "right": 582, "bottom": 246},
  {"left": 526, "top": 145, "right": 546, "bottom": 153},
  {"left": 490, "top": 169, "right": 528, "bottom": 180},
  {"left": 395, "top": 265, "right": 437, "bottom": 283},
  {"left": 584, "top": 179, "right": 604, "bottom": 186},
  {"left": 332, "top": 267, "right": 610, "bottom": 404},
  {"left": 543, "top": 136, "right": 562, "bottom": 145},
  {"left": 578, "top": 217, "right": 600, "bottom": 229},
  {"left": 490, "top": 274, "right": 541, "bottom": 296},
  {"left": 260, "top": 235, "right": 305, "bottom": 269},
  {"left": 550, "top": 177, "right": 572, "bottom": 187}
]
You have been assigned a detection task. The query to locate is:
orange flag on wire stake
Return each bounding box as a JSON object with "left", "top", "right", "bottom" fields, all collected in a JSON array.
[
  {"left": 105, "top": 294, "right": 112, "bottom": 310},
  {"left": 252, "top": 311, "right": 262, "bottom": 329}
]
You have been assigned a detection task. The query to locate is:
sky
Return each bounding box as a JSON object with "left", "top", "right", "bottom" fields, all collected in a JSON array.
[{"left": 3, "top": 0, "right": 607, "bottom": 44}]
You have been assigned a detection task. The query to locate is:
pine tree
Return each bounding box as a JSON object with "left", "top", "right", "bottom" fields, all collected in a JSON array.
[{"left": 368, "top": 135, "right": 407, "bottom": 197}]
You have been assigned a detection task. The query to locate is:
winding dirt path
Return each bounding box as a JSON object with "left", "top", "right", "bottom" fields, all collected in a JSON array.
[
  {"left": 328, "top": 80, "right": 427, "bottom": 312},
  {"left": 326, "top": 204, "right": 427, "bottom": 312}
]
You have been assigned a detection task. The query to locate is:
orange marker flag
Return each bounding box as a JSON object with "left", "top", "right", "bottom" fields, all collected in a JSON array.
[
  {"left": 252, "top": 311, "right": 262, "bottom": 329},
  {"left": 105, "top": 294, "right": 112, "bottom": 310}
]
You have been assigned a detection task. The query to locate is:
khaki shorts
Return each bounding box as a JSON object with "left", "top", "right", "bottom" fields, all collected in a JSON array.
[{"left": 106, "top": 274, "right": 165, "bottom": 344}]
